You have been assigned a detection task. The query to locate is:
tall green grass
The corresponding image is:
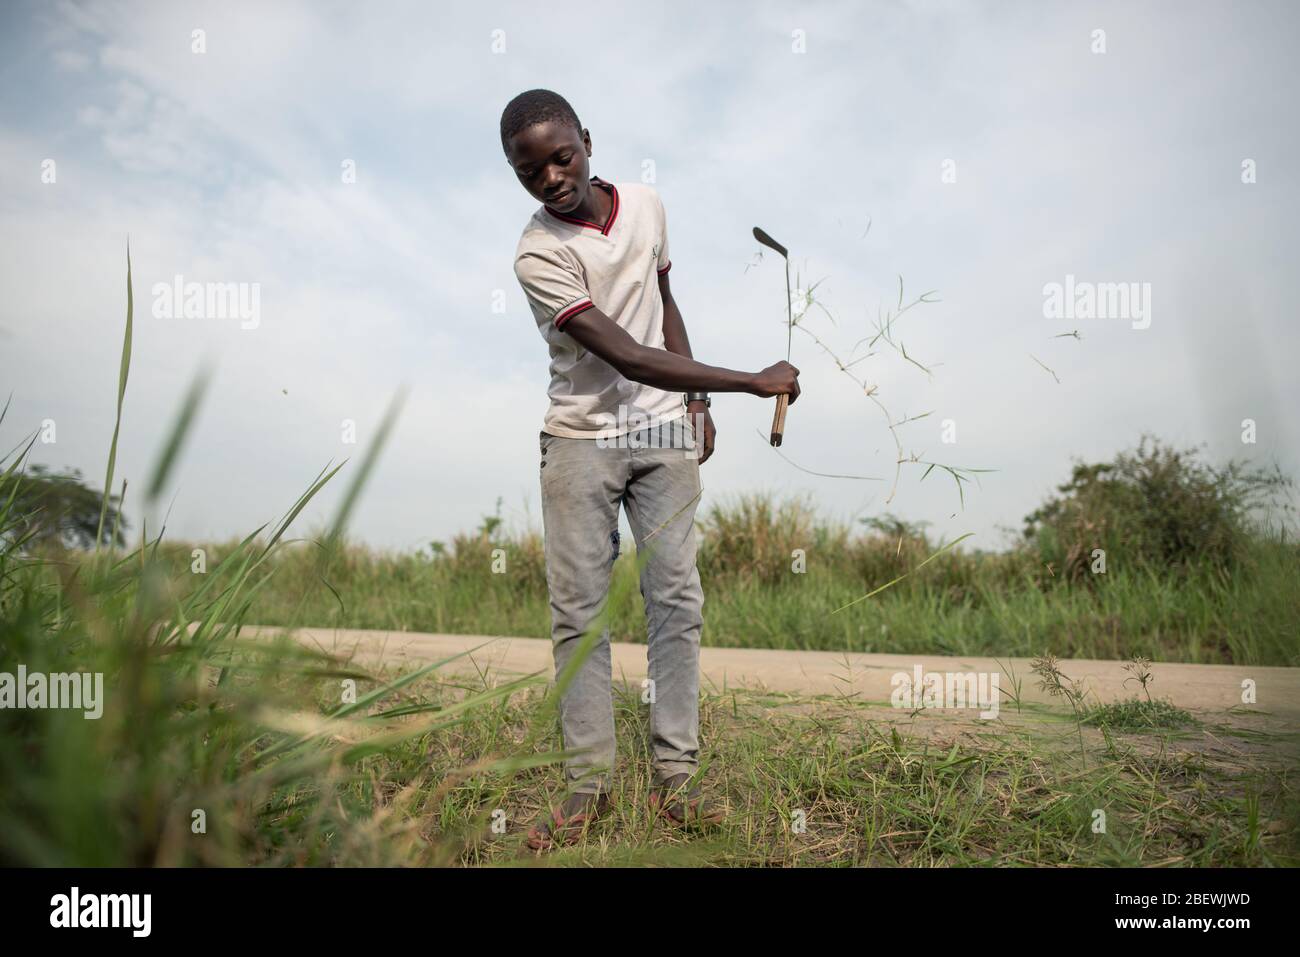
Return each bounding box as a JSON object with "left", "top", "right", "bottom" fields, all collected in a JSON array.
[
  {"left": 72, "top": 491, "right": 1296, "bottom": 666},
  {"left": 0, "top": 249, "right": 566, "bottom": 865}
]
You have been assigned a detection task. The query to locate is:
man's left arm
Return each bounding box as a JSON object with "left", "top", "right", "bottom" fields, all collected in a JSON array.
[{"left": 659, "top": 271, "right": 716, "bottom": 464}]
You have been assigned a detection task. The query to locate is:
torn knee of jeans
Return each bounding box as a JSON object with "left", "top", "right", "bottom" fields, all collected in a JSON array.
[{"left": 609, "top": 530, "right": 621, "bottom": 565}]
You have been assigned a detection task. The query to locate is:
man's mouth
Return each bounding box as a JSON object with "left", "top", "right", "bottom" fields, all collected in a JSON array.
[{"left": 547, "top": 188, "right": 573, "bottom": 206}]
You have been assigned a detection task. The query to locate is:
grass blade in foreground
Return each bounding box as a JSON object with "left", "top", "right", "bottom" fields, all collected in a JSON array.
[{"left": 95, "top": 242, "right": 133, "bottom": 558}]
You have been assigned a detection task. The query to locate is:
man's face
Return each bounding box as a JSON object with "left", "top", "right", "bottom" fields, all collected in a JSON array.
[{"left": 505, "top": 119, "right": 591, "bottom": 213}]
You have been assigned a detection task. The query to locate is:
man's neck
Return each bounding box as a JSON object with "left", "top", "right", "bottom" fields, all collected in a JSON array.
[{"left": 574, "top": 177, "right": 613, "bottom": 226}]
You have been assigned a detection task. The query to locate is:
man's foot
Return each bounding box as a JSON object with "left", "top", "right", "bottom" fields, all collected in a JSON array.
[
  {"left": 526, "top": 791, "right": 611, "bottom": 850},
  {"left": 649, "top": 773, "right": 726, "bottom": 828}
]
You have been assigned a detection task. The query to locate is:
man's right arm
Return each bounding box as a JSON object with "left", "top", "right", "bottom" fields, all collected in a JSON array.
[{"left": 561, "top": 305, "right": 801, "bottom": 402}]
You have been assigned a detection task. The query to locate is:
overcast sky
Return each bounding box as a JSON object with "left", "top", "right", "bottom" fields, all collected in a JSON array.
[{"left": 2, "top": 0, "right": 1296, "bottom": 555}]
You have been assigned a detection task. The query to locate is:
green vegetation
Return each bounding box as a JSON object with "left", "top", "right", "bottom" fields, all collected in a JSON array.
[
  {"left": 0, "top": 250, "right": 561, "bottom": 865},
  {"left": 37, "top": 435, "right": 1291, "bottom": 666},
  {"left": 2, "top": 248, "right": 1295, "bottom": 867},
  {"left": 1022, "top": 435, "right": 1292, "bottom": 579},
  {"left": 1082, "top": 698, "right": 1196, "bottom": 732}
]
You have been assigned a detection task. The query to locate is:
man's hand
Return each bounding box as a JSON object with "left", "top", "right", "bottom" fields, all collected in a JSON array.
[
  {"left": 687, "top": 400, "right": 716, "bottom": 465},
  {"left": 750, "top": 361, "right": 801, "bottom": 402}
]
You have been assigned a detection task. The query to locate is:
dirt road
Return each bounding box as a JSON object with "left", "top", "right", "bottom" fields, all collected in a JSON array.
[{"left": 241, "top": 624, "right": 1299, "bottom": 724}]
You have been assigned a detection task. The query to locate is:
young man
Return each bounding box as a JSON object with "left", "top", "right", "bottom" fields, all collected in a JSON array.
[{"left": 501, "top": 89, "right": 800, "bottom": 848}]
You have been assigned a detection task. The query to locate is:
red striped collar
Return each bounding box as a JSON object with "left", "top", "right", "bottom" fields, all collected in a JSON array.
[{"left": 544, "top": 177, "right": 619, "bottom": 235}]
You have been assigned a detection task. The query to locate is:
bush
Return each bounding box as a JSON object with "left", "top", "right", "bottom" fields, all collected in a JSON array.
[
  {"left": 697, "top": 492, "right": 829, "bottom": 585},
  {"left": 1022, "top": 435, "right": 1294, "bottom": 580},
  {"left": 2, "top": 464, "right": 127, "bottom": 552}
]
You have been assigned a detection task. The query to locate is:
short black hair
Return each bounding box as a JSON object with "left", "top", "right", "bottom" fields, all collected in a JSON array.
[{"left": 499, "top": 89, "right": 582, "bottom": 153}]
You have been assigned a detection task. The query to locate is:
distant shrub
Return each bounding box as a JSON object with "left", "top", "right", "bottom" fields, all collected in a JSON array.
[
  {"left": 697, "top": 492, "right": 827, "bottom": 585},
  {"left": 1022, "top": 435, "right": 1293, "bottom": 580},
  {"left": 442, "top": 499, "right": 546, "bottom": 589},
  {"left": 3, "top": 464, "right": 127, "bottom": 552}
]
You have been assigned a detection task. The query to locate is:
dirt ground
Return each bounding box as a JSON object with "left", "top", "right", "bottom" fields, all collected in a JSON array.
[{"left": 240, "top": 624, "right": 1300, "bottom": 768}]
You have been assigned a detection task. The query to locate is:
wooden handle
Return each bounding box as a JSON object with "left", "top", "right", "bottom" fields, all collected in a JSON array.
[{"left": 770, "top": 393, "right": 789, "bottom": 447}]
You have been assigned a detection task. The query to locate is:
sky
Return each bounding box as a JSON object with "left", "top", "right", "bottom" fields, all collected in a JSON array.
[{"left": 2, "top": 0, "right": 1297, "bottom": 556}]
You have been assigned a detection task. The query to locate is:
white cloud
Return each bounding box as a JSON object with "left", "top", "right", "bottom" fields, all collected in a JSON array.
[{"left": 52, "top": 49, "right": 91, "bottom": 72}]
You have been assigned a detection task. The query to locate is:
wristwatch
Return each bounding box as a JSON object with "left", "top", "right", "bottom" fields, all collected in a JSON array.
[{"left": 685, "top": 392, "right": 711, "bottom": 407}]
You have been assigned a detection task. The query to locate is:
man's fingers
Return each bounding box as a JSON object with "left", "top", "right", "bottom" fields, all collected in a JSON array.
[{"left": 704, "top": 428, "right": 715, "bottom": 463}]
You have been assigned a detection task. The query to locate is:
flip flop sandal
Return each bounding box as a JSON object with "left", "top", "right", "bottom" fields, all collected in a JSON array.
[
  {"left": 649, "top": 776, "right": 726, "bottom": 828},
  {"left": 526, "top": 796, "right": 607, "bottom": 850}
]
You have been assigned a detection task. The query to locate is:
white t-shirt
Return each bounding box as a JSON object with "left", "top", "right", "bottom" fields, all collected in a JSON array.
[{"left": 513, "top": 176, "right": 686, "bottom": 439}]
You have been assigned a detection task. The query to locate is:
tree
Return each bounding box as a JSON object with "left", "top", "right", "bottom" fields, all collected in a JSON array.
[
  {"left": 4, "top": 464, "right": 128, "bottom": 551},
  {"left": 1022, "top": 435, "right": 1293, "bottom": 578}
]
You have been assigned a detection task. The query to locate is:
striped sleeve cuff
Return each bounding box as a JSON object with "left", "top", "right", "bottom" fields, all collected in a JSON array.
[
  {"left": 656, "top": 261, "right": 672, "bottom": 276},
  {"left": 554, "top": 298, "right": 595, "bottom": 328}
]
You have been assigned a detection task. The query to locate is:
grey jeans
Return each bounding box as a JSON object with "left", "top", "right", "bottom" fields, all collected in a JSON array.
[{"left": 538, "top": 422, "right": 705, "bottom": 795}]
